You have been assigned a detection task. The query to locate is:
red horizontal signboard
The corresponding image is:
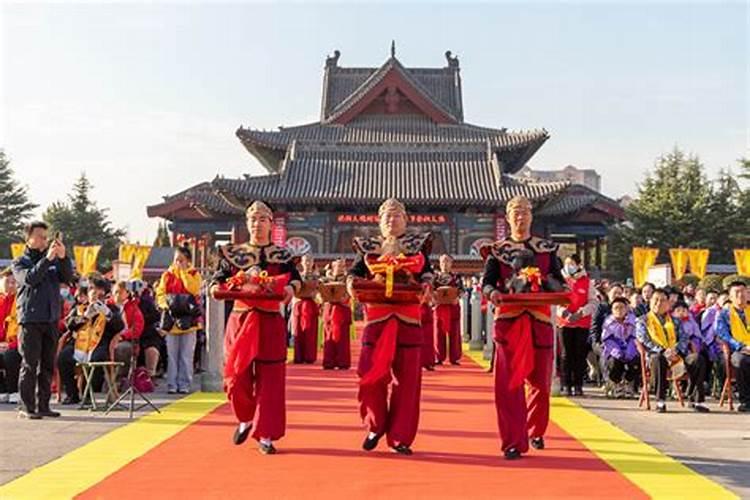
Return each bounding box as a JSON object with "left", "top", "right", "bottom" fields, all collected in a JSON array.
[{"left": 336, "top": 214, "right": 448, "bottom": 224}]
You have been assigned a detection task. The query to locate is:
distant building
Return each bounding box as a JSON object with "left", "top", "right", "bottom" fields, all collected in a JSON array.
[{"left": 519, "top": 165, "right": 602, "bottom": 192}]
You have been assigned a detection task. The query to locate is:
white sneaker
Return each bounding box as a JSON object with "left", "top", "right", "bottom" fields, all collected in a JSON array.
[
  {"left": 0, "top": 394, "right": 8, "bottom": 404},
  {"left": 8, "top": 393, "right": 19, "bottom": 404}
]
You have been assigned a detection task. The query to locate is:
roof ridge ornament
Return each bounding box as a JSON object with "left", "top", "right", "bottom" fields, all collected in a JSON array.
[
  {"left": 391, "top": 40, "right": 396, "bottom": 58},
  {"left": 445, "top": 51, "right": 459, "bottom": 68},
  {"left": 326, "top": 50, "right": 341, "bottom": 68}
]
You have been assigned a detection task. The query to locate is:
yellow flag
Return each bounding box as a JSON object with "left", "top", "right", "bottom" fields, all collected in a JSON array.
[
  {"left": 119, "top": 244, "right": 136, "bottom": 264},
  {"left": 130, "top": 246, "right": 152, "bottom": 279},
  {"left": 10, "top": 243, "right": 25, "bottom": 259},
  {"left": 73, "top": 245, "right": 101, "bottom": 276},
  {"left": 735, "top": 249, "right": 750, "bottom": 278},
  {"left": 632, "top": 247, "right": 659, "bottom": 288},
  {"left": 668, "top": 249, "right": 690, "bottom": 281},
  {"left": 687, "top": 249, "right": 710, "bottom": 279}
]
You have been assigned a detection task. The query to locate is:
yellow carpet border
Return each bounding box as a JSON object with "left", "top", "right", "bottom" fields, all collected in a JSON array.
[
  {"left": 0, "top": 392, "right": 226, "bottom": 500},
  {"left": 462, "top": 344, "right": 737, "bottom": 500}
]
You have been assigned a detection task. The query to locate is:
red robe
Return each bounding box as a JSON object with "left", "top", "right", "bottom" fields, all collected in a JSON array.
[
  {"left": 350, "top": 232, "right": 433, "bottom": 448},
  {"left": 420, "top": 303, "right": 435, "bottom": 368},
  {"left": 322, "top": 299, "right": 352, "bottom": 369},
  {"left": 212, "top": 243, "right": 301, "bottom": 441},
  {"left": 293, "top": 296, "right": 319, "bottom": 364},
  {"left": 433, "top": 271, "right": 463, "bottom": 364},
  {"left": 480, "top": 236, "right": 564, "bottom": 454}
]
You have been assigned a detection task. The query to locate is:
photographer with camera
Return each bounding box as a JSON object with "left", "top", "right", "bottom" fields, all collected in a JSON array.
[
  {"left": 155, "top": 246, "right": 202, "bottom": 395},
  {"left": 11, "top": 222, "right": 73, "bottom": 419}
]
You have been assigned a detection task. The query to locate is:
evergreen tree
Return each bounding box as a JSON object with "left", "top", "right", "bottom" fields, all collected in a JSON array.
[
  {"left": 0, "top": 151, "right": 37, "bottom": 258},
  {"left": 43, "top": 173, "right": 126, "bottom": 271},
  {"left": 153, "top": 221, "right": 171, "bottom": 247}
]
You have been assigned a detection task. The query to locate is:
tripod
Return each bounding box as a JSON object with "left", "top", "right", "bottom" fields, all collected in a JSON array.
[{"left": 105, "top": 348, "right": 161, "bottom": 418}]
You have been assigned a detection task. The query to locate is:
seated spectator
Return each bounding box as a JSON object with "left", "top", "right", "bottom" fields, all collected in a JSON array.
[
  {"left": 132, "top": 280, "right": 162, "bottom": 379},
  {"left": 57, "top": 278, "right": 124, "bottom": 404},
  {"left": 672, "top": 301, "right": 709, "bottom": 411},
  {"left": 601, "top": 297, "right": 639, "bottom": 398},
  {"left": 690, "top": 288, "right": 707, "bottom": 319},
  {"left": 629, "top": 290, "right": 644, "bottom": 312},
  {"left": 0, "top": 269, "right": 22, "bottom": 404},
  {"left": 111, "top": 280, "right": 145, "bottom": 382},
  {"left": 715, "top": 281, "right": 750, "bottom": 413},
  {"left": 634, "top": 282, "right": 655, "bottom": 317},
  {"left": 636, "top": 289, "right": 708, "bottom": 413},
  {"left": 588, "top": 283, "right": 624, "bottom": 384}
]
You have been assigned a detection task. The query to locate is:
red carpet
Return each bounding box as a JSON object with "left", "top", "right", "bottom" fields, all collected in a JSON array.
[{"left": 78, "top": 343, "right": 646, "bottom": 499}]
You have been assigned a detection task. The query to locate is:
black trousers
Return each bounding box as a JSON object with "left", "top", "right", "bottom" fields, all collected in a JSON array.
[
  {"left": 684, "top": 352, "right": 707, "bottom": 403},
  {"left": 18, "top": 322, "right": 59, "bottom": 413},
  {"left": 561, "top": 327, "right": 589, "bottom": 388},
  {"left": 0, "top": 348, "right": 22, "bottom": 393},
  {"left": 731, "top": 351, "right": 750, "bottom": 405},
  {"left": 650, "top": 352, "right": 706, "bottom": 402},
  {"left": 57, "top": 343, "right": 78, "bottom": 399},
  {"left": 606, "top": 357, "right": 640, "bottom": 385}
]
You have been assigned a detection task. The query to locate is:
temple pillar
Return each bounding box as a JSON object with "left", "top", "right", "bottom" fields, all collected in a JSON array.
[
  {"left": 483, "top": 303, "right": 495, "bottom": 360},
  {"left": 469, "top": 288, "right": 483, "bottom": 350},
  {"left": 201, "top": 296, "right": 225, "bottom": 392},
  {"left": 595, "top": 238, "right": 603, "bottom": 270},
  {"left": 583, "top": 240, "right": 591, "bottom": 270},
  {"left": 460, "top": 293, "right": 470, "bottom": 342}
]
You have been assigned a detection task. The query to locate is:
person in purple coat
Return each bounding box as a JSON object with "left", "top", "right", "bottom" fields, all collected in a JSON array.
[{"left": 601, "top": 297, "right": 640, "bottom": 397}]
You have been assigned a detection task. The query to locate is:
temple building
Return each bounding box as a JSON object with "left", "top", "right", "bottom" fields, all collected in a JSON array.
[{"left": 147, "top": 47, "right": 624, "bottom": 273}]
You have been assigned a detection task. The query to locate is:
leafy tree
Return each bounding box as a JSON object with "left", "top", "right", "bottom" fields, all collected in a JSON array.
[
  {"left": 153, "top": 221, "right": 171, "bottom": 247},
  {"left": 0, "top": 151, "right": 37, "bottom": 257},
  {"left": 608, "top": 148, "right": 748, "bottom": 279},
  {"left": 43, "top": 173, "right": 126, "bottom": 271}
]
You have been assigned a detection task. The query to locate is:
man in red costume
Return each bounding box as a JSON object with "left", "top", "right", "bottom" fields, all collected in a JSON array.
[
  {"left": 210, "top": 200, "right": 301, "bottom": 455},
  {"left": 433, "top": 254, "right": 464, "bottom": 366},
  {"left": 292, "top": 253, "right": 319, "bottom": 365},
  {"left": 481, "top": 196, "right": 565, "bottom": 460},
  {"left": 347, "top": 198, "right": 433, "bottom": 455},
  {"left": 321, "top": 258, "right": 352, "bottom": 370}
]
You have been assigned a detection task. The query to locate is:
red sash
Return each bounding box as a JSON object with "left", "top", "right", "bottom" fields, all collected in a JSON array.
[{"left": 223, "top": 311, "right": 261, "bottom": 394}]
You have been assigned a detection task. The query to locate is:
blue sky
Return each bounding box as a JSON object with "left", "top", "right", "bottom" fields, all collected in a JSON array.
[{"left": 1, "top": 1, "right": 747, "bottom": 242}]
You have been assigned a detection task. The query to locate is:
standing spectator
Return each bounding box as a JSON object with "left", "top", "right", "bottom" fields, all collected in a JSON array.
[
  {"left": 156, "top": 246, "right": 202, "bottom": 394},
  {"left": 690, "top": 288, "right": 707, "bottom": 319},
  {"left": 557, "top": 255, "right": 597, "bottom": 397},
  {"left": 0, "top": 269, "right": 22, "bottom": 404},
  {"left": 11, "top": 222, "right": 73, "bottom": 419}
]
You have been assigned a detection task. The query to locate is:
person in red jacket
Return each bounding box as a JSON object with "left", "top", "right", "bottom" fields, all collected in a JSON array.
[
  {"left": 112, "top": 280, "right": 145, "bottom": 381},
  {"left": 556, "top": 254, "right": 597, "bottom": 397},
  {"left": 321, "top": 258, "right": 352, "bottom": 370},
  {"left": 0, "top": 269, "right": 22, "bottom": 404}
]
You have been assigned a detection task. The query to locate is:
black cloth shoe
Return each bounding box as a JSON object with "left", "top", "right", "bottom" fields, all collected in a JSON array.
[
  {"left": 504, "top": 447, "right": 521, "bottom": 460},
  {"left": 391, "top": 444, "right": 413, "bottom": 455},
  {"left": 38, "top": 409, "right": 61, "bottom": 418},
  {"left": 233, "top": 423, "right": 252, "bottom": 445},
  {"left": 424, "top": 366, "right": 435, "bottom": 371},
  {"left": 691, "top": 403, "right": 710, "bottom": 413},
  {"left": 18, "top": 409, "right": 42, "bottom": 420},
  {"left": 737, "top": 403, "right": 750, "bottom": 413},
  {"left": 573, "top": 386, "right": 584, "bottom": 397},
  {"left": 565, "top": 387, "right": 573, "bottom": 397},
  {"left": 656, "top": 402, "right": 667, "bottom": 413},
  {"left": 450, "top": 361, "right": 460, "bottom": 366},
  {"left": 62, "top": 396, "right": 81, "bottom": 406},
  {"left": 258, "top": 442, "right": 277, "bottom": 455},
  {"left": 530, "top": 437, "right": 545, "bottom": 450},
  {"left": 362, "top": 433, "right": 382, "bottom": 451}
]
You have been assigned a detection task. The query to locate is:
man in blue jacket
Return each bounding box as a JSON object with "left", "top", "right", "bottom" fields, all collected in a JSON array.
[{"left": 12, "top": 222, "right": 73, "bottom": 419}]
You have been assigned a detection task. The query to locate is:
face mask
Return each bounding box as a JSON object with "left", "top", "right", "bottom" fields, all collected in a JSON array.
[{"left": 565, "top": 265, "right": 579, "bottom": 276}]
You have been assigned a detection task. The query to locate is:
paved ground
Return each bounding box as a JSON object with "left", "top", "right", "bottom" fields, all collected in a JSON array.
[
  {"left": 576, "top": 389, "right": 750, "bottom": 498},
  {"left": 1, "top": 369, "right": 748, "bottom": 498}
]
